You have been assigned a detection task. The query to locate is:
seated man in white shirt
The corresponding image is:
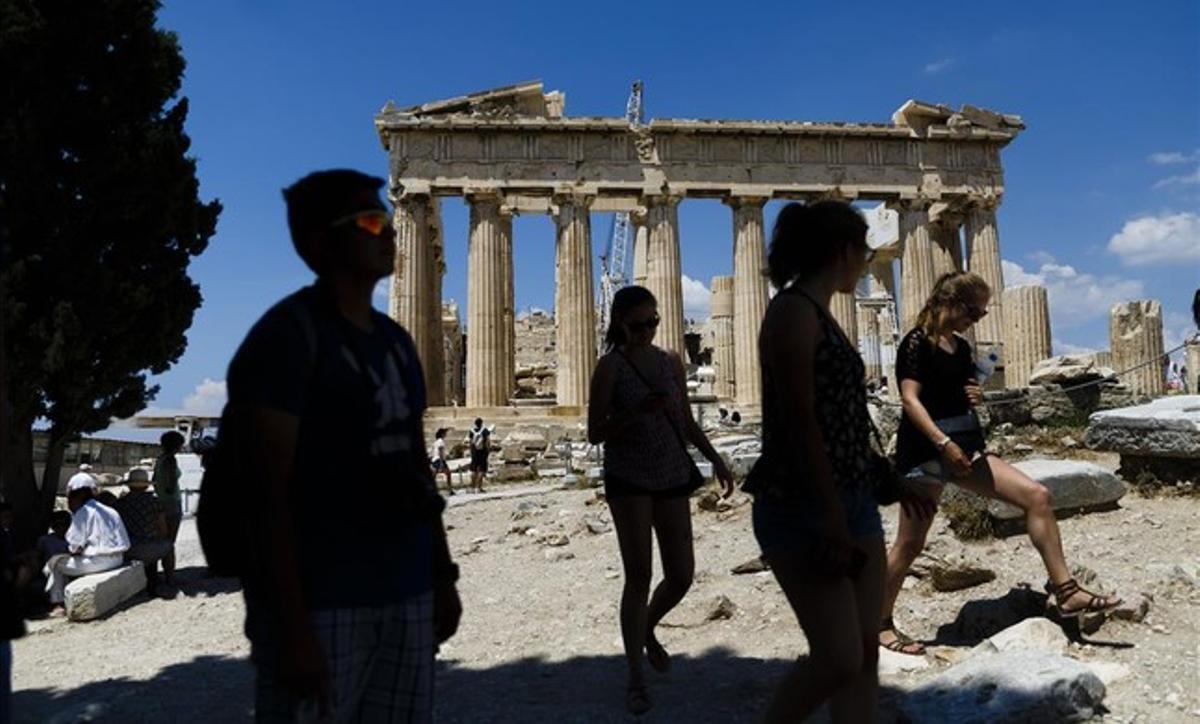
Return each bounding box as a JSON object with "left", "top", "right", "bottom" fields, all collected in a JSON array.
[{"left": 44, "top": 473, "right": 131, "bottom": 616}]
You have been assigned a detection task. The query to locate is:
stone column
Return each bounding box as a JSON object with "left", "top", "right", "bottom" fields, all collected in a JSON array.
[
  {"left": 728, "top": 196, "right": 769, "bottom": 408},
  {"left": 1110, "top": 300, "right": 1166, "bottom": 397},
  {"left": 442, "top": 302, "right": 464, "bottom": 405},
  {"left": 710, "top": 275, "right": 736, "bottom": 399},
  {"left": 424, "top": 198, "right": 446, "bottom": 406},
  {"left": 391, "top": 194, "right": 432, "bottom": 366},
  {"left": 644, "top": 195, "right": 686, "bottom": 357},
  {"left": 1002, "top": 285, "right": 1052, "bottom": 388},
  {"left": 857, "top": 302, "right": 883, "bottom": 382},
  {"left": 931, "top": 216, "right": 964, "bottom": 279},
  {"left": 552, "top": 194, "right": 596, "bottom": 408},
  {"left": 965, "top": 199, "right": 1006, "bottom": 357},
  {"left": 631, "top": 210, "right": 649, "bottom": 287},
  {"left": 830, "top": 292, "right": 858, "bottom": 342},
  {"left": 895, "top": 201, "right": 937, "bottom": 332},
  {"left": 466, "top": 192, "right": 513, "bottom": 407}
]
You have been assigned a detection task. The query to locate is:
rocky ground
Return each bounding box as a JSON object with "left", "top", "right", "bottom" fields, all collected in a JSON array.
[{"left": 11, "top": 457, "right": 1200, "bottom": 723}]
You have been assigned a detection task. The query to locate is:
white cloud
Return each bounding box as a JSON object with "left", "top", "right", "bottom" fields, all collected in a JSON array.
[
  {"left": 1107, "top": 211, "right": 1200, "bottom": 266},
  {"left": 681, "top": 275, "right": 712, "bottom": 321},
  {"left": 1052, "top": 339, "right": 1099, "bottom": 356},
  {"left": 923, "top": 58, "right": 954, "bottom": 74},
  {"left": 1149, "top": 150, "right": 1199, "bottom": 165},
  {"left": 1153, "top": 167, "right": 1200, "bottom": 189},
  {"left": 181, "top": 379, "right": 227, "bottom": 416},
  {"left": 1001, "top": 256, "right": 1144, "bottom": 328}
]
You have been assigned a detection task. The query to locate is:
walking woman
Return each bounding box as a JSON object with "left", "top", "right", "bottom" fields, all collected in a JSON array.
[
  {"left": 587, "top": 285, "right": 735, "bottom": 715},
  {"left": 744, "top": 201, "right": 906, "bottom": 723},
  {"left": 880, "top": 271, "right": 1121, "bottom": 654}
]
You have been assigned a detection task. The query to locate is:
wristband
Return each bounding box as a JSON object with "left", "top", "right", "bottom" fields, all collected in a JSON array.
[{"left": 935, "top": 436, "right": 952, "bottom": 451}]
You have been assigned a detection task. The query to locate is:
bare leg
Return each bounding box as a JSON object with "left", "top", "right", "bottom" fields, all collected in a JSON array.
[
  {"left": 763, "top": 553, "right": 867, "bottom": 724},
  {"left": 645, "top": 495, "right": 694, "bottom": 671},
  {"left": 955, "top": 455, "right": 1119, "bottom": 612},
  {"left": 831, "top": 535, "right": 886, "bottom": 723},
  {"left": 607, "top": 495, "right": 655, "bottom": 707},
  {"left": 881, "top": 481, "right": 942, "bottom": 653}
]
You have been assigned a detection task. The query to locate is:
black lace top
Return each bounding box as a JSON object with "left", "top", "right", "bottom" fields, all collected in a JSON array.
[{"left": 745, "top": 287, "right": 874, "bottom": 497}]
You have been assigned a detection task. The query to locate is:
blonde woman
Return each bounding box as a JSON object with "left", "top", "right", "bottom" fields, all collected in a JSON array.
[{"left": 880, "top": 271, "right": 1122, "bottom": 655}]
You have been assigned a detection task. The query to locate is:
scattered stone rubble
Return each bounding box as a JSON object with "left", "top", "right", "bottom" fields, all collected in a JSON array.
[{"left": 1086, "top": 395, "right": 1200, "bottom": 486}]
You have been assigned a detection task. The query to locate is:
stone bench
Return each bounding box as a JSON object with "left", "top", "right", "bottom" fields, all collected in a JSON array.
[
  {"left": 64, "top": 561, "right": 147, "bottom": 622},
  {"left": 942, "top": 458, "right": 1126, "bottom": 536}
]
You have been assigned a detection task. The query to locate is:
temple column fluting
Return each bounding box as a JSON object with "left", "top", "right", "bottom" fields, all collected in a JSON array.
[
  {"left": 728, "top": 196, "right": 769, "bottom": 408},
  {"left": 424, "top": 198, "right": 446, "bottom": 405},
  {"left": 965, "top": 199, "right": 1006, "bottom": 365},
  {"left": 1110, "top": 299, "right": 1166, "bottom": 397},
  {"left": 644, "top": 195, "right": 686, "bottom": 357},
  {"left": 551, "top": 194, "right": 596, "bottom": 408},
  {"left": 830, "top": 292, "right": 858, "bottom": 342},
  {"left": 931, "top": 215, "right": 964, "bottom": 280},
  {"left": 709, "top": 275, "right": 736, "bottom": 399},
  {"left": 465, "top": 192, "right": 513, "bottom": 407},
  {"left": 631, "top": 209, "right": 649, "bottom": 287},
  {"left": 857, "top": 301, "right": 883, "bottom": 382},
  {"left": 895, "top": 201, "right": 937, "bottom": 332},
  {"left": 1002, "top": 285, "right": 1052, "bottom": 388},
  {"left": 390, "top": 194, "right": 433, "bottom": 369}
]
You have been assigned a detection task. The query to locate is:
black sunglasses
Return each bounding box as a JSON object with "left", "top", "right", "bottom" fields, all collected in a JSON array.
[{"left": 626, "top": 315, "right": 660, "bottom": 332}]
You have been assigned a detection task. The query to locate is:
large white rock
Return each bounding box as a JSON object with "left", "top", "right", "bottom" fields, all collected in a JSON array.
[
  {"left": 1028, "top": 354, "right": 1113, "bottom": 386},
  {"left": 1086, "top": 395, "right": 1200, "bottom": 458},
  {"left": 900, "top": 651, "right": 1106, "bottom": 722},
  {"left": 64, "top": 562, "right": 146, "bottom": 622},
  {"left": 990, "top": 459, "right": 1127, "bottom": 521},
  {"left": 976, "top": 617, "right": 1069, "bottom": 657}
]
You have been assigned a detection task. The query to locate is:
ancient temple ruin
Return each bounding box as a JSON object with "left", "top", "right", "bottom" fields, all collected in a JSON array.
[{"left": 376, "top": 81, "right": 1027, "bottom": 414}]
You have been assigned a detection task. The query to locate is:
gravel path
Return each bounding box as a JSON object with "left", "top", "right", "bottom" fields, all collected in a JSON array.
[{"left": 12, "top": 475, "right": 1200, "bottom": 722}]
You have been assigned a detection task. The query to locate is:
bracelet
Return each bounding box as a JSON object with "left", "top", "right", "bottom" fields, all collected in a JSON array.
[{"left": 935, "top": 436, "right": 952, "bottom": 451}]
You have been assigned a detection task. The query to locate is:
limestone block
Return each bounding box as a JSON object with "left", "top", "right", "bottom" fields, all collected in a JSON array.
[
  {"left": 1028, "top": 354, "right": 1112, "bottom": 386},
  {"left": 64, "top": 562, "right": 146, "bottom": 622},
  {"left": 900, "top": 651, "right": 1106, "bottom": 722},
  {"left": 976, "top": 617, "right": 1069, "bottom": 657},
  {"left": 942, "top": 459, "right": 1125, "bottom": 535},
  {"left": 1085, "top": 395, "right": 1200, "bottom": 458}
]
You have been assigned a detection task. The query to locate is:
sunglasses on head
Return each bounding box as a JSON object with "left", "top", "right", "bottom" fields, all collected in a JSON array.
[
  {"left": 626, "top": 315, "right": 660, "bottom": 332},
  {"left": 330, "top": 209, "right": 391, "bottom": 237},
  {"left": 963, "top": 302, "right": 987, "bottom": 320}
]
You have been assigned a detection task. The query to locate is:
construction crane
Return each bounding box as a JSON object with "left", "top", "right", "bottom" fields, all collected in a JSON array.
[{"left": 597, "top": 81, "right": 644, "bottom": 338}]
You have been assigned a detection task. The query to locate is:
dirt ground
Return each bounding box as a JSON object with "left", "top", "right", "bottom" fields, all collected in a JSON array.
[{"left": 11, "top": 466, "right": 1200, "bottom": 723}]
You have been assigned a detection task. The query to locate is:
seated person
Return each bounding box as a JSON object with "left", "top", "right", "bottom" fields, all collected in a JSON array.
[
  {"left": 36, "top": 511, "right": 72, "bottom": 565},
  {"left": 44, "top": 474, "right": 131, "bottom": 617},
  {"left": 113, "top": 468, "right": 171, "bottom": 596}
]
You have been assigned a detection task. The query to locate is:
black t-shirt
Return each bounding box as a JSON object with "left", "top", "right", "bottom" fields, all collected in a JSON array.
[
  {"left": 227, "top": 284, "right": 433, "bottom": 609},
  {"left": 895, "top": 328, "right": 975, "bottom": 470}
]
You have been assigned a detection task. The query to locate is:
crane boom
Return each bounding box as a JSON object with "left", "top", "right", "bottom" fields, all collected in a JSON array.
[{"left": 598, "top": 81, "right": 645, "bottom": 338}]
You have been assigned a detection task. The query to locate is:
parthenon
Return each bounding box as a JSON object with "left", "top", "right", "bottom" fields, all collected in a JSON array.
[{"left": 375, "top": 81, "right": 1026, "bottom": 413}]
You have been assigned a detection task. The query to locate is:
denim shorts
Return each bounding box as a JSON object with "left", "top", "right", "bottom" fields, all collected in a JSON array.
[{"left": 752, "top": 484, "right": 883, "bottom": 557}]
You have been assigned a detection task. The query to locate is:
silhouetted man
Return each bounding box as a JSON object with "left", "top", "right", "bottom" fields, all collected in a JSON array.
[{"left": 229, "top": 170, "right": 460, "bottom": 722}]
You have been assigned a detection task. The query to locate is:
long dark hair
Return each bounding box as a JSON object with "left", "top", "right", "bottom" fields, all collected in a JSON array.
[
  {"left": 603, "top": 285, "right": 657, "bottom": 352},
  {"left": 766, "top": 201, "right": 868, "bottom": 289}
]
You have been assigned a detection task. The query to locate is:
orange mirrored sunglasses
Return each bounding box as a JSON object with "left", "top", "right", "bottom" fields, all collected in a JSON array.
[{"left": 331, "top": 209, "right": 391, "bottom": 237}]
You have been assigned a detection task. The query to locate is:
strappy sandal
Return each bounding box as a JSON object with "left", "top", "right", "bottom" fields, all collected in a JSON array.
[
  {"left": 626, "top": 684, "right": 652, "bottom": 715},
  {"left": 1049, "top": 578, "right": 1122, "bottom": 619},
  {"left": 879, "top": 617, "right": 926, "bottom": 656}
]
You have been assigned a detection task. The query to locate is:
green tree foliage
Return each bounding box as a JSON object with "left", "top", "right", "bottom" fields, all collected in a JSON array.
[{"left": 0, "top": 0, "right": 220, "bottom": 545}]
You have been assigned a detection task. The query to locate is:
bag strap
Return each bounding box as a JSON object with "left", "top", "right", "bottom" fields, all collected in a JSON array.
[{"left": 615, "top": 348, "right": 693, "bottom": 457}]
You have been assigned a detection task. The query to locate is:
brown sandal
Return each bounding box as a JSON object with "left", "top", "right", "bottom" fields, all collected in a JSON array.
[
  {"left": 1050, "top": 578, "right": 1122, "bottom": 619},
  {"left": 879, "top": 617, "right": 926, "bottom": 656}
]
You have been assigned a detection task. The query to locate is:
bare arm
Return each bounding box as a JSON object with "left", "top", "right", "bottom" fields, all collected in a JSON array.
[{"left": 898, "top": 379, "right": 947, "bottom": 446}]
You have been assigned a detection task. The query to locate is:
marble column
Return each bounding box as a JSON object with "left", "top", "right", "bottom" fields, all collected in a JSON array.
[
  {"left": 500, "top": 206, "right": 515, "bottom": 402},
  {"left": 1185, "top": 340, "right": 1200, "bottom": 394},
  {"left": 1110, "top": 299, "right": 1166, "bottom": 397},
  {"left": 424, "top": 198, "right": 446, "bottom": 406},
  {"left": 631, "top": 210, "right": 649, "bottom": 287},
  {"left": 391, "top": 194, "right": 432, "bottom": 367},
  {"left": 728, "top": 196, "right": 769, "bottom": 408},
  {"left": 1002, "top": 285, "right": 1052, "bottom": 388},
  {"left": 857, "top": 302, "right": 883, "bottom": 382},
  {"left": 710, "top": 275, "right": 736, "bottom": 399},
  {"left": 830, "top": 292, "right": 858, "bottom": 342},
  {"left": 931, "top": 217, "right": 964, "bottom": 280},
  {"left": 466, "top": 193, "right": 513, "bottom": 407},
  {"left": 552, "top": 194, "right": 596, "bottom": 408},
  {"left": 867, "top": 259, "right": 897, "bottom": 301},
  {"left": 644, "top": 195, "right": 686, "bottom": 357},
  {"left": 896, "top": 201, "right": 937, "bottom": 332},
  {"left": 965, "top": 200, "right": 1006, "bottom": 357}
]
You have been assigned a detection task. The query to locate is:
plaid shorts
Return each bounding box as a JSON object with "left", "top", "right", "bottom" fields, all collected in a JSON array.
[{"left": 255, "top": 591, "right": 435, "bottom": 723}]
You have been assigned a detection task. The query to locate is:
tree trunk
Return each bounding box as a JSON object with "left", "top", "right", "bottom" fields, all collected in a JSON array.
[
  {"left": 39, "top": 434, "right": 66, "bottom": 518},
  {"left": 0, "top": 415, "right": 43, "bottom": 550}
]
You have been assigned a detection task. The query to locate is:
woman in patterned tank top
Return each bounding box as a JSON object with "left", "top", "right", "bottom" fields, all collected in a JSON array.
[
  {"left": 587, "top": 285, "right": 734, "bottom": 715},
  {"left": 747, "top": 201, "right": 926, "bottom": 723}
]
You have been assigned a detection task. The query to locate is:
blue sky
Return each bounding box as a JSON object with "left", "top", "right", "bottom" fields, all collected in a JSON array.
[{"left": 131, "top": 0, "right": 1198, "bottom": 419}]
